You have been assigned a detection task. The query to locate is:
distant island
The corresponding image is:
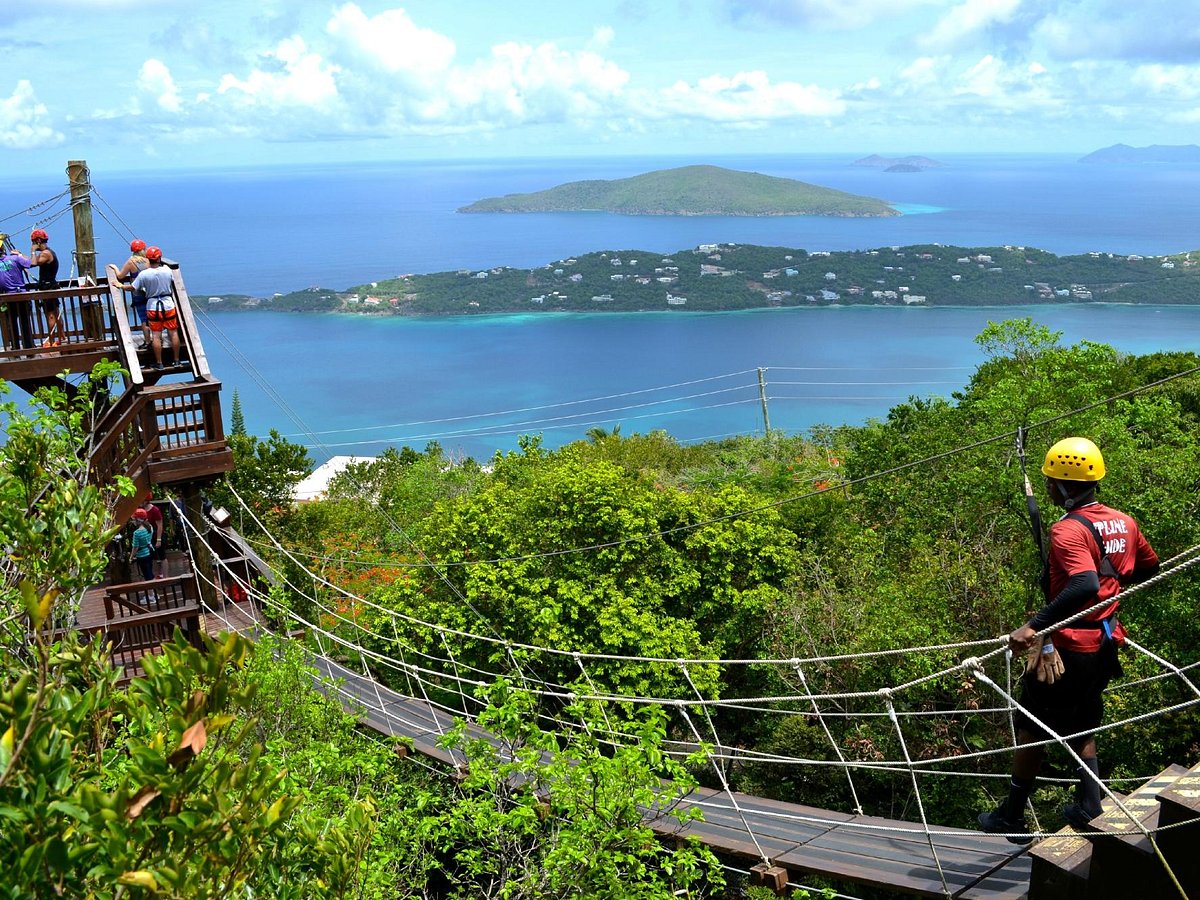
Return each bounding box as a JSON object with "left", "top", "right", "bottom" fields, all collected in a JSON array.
[
  {"left": 852, "top": 154, "right": 945, "bottom": 170},
  {"left": 197, "top": 243, "right": 1200, "bottom": 316},
  {"left": 457, "top": 165, "right": 898, "bottom": 217},
  {"left": 1080, "top": 144, "right": 1200, "bottom": 164}
]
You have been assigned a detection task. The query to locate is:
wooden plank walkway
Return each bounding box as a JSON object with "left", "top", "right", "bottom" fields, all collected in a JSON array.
[{"left": 311, "top": 655, "right": 1031, "bottom": 899}]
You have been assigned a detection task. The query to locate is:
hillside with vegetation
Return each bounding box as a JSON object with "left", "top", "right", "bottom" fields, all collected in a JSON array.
[
  {"left": 1080, "top": 143, "right": 1200, "bottom": 164},
  {"left": 199, "top": 242, "right": 1200, "bottom": 316},
  {"left": 457, "top": 165, "right": 898, "bottom": 217},
  {"left": 4, "top": 321, "right": 1200, "bottom": 898}
]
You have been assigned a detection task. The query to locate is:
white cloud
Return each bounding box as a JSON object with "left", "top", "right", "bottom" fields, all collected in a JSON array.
[
  {"left": 920, "top": 0, "right": 1021, "bottom": 51},
  {"left": 652, "top": 70, "right": 844, "bottom": 122},
  {"left": 217, "top": 36, "right": 340, "bottom": 108},
  {"left": 1132, "top": 64, "right": 1200, "bottom": 100},
  {"left": 138, "top": 59, "right": 181, "bottom": 113},
  {"left": 590, "top": 25, "right": 615, "bottom": 49},
  {"left": 1031, "top": 2, "right": 1200, "bottom": 63},
  {"left": 325, "top": 4, "right": 456, "bottom": 77},
  {"left": 436, "top": 42, "right": 630, "bottom": 128},
  {"left": 0, "top": 81, "right": 64, "bottom": 149}
]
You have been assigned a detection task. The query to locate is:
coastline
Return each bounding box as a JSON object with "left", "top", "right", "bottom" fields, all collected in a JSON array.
[{"left": 194, "top": 239, "right": 1200, "bottom": 318}]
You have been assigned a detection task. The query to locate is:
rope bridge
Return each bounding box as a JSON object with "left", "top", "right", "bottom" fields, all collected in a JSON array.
[{"left": 173, "top": 488, "right": 1200, "bottom": 900}]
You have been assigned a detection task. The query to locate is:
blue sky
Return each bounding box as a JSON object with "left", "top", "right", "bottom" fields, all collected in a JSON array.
[{"left": 3, "top": 0, "right": 1199, "bottom": 174}]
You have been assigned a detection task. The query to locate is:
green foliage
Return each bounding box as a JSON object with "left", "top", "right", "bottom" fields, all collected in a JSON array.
[
  {"left": 0, "top": 628, "right": 374, "bottom": 900},
  {"left": 402, "top": 679, "right": 725, "bottom": 899},
  {"left": 355, "top": 448, "right": 798, "bottom": 702},
  {"left": 0, "top": 372, "right": 372, "bottom": 900},
  {"left": 210, "top": 428, "right": 312, "bottom": 522},
  {"left": 199, "top": 242, "right": 1200, "bottom": 316}
]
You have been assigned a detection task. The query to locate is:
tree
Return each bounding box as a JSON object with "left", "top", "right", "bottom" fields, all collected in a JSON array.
[
  {"left": 230, "top": 388, "right": 246, "bottom": 437},
  {"left": 210, "top": 428, "right": 312, "bottom": 522},
  {"left": 402, "top": 680, "right": 724, "bottom": 899}
]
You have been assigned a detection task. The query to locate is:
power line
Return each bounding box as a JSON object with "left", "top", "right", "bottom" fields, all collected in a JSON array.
[
  {"left": 292, "top": 359, "right": 1200, "bottom": 570},
  {"left": 288, "top": 369, "right": 760, "bottom": 437},
  {"left": 311, "top": 398, "right": 763, "bottom": 450}
]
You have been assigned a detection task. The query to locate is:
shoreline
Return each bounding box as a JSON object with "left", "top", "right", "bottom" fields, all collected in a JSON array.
[{"left": 192, "top": 240, "right": 1200, "bottom": 318}]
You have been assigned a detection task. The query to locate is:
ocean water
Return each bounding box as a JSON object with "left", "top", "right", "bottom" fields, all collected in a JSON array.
[
  {"left": 3, "top": 154, "right": 1199, "bottom": 460},
  {"left": 2, "top": 153, "right": 1200, "bottom": 296},
  {"left": 198, "top": 304, "right": 1200, "bottom": 463}
]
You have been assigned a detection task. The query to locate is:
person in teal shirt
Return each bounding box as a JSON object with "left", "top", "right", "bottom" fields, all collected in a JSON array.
[{"left": 130, "top": 510, "right": 154, "bottom": 582}]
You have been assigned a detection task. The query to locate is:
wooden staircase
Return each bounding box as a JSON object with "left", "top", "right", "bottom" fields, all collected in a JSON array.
[
  {"left": 1027, "top": 761, "right": 1200, "bottom": 899},
  {"left": 3, "top": 260, "right": 248, "bottom": 670},
  {"left": 0, "top": 261, "right": 234, "bottom": 524}
]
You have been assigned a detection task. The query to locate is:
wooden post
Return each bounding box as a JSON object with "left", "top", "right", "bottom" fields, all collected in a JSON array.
[
  {"left": 182, "top": 484, "right": 220, "bottom": 616},
  {"left": 67, "top": 161, "right": 96, "bottom": 283},
  {"left": 751, "top": 862, "right": 790, "bottom": 894},
  {"left": 757, "top": 367, "right": 771, "bottom": 434},
  {"left": 67, "top": 160, "right": 105, "bottom": 340}
]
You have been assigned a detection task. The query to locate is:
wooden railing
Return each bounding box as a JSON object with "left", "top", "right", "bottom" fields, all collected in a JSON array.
[
  {"left": 0, "top": 282, "right": 117, "bottom": 358},
  {"left": 84, "top": 575, "right": 204, "bottom": 681},
  {"left": 88, "top": 380, "right": 232, "bottom": 522}
]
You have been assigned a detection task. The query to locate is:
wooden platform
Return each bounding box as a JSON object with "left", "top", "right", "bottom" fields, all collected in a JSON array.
[{"left": 312, "top": 654, "right": 1032, "bottom": 899}]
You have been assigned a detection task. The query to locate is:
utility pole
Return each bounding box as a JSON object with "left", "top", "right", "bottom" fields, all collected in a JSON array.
[
  {"left": 67, "top": 161, "right": 97, "bottom": 283},
  {"left": 757, "top": 367, "right": 771, "bottom": 434},
  {"left": 67, "top": 160, "right": 105, "bottom": 341}
]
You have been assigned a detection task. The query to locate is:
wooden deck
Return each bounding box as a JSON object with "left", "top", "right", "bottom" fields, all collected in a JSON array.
[
  {"left": 76, "top": 552, "right": 263, "bottom": 684},
  {"left": 311, "top": 654, "right": 1032, "bottom": 899}
]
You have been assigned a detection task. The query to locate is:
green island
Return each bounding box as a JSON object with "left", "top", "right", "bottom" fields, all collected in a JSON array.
[
  {"left": 456, "top": 164, "right": 898, "bottom": 217},
  {"left": 199, "top": 242, "right": 1200, "bottom": 315},
  {"left": 851, "top": 154, "right": 945, "bottom": 169}
]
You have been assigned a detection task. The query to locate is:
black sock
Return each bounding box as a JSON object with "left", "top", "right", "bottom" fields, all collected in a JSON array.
[
  {"left": 1002, "top": 777, "right": 1036, "bottom": 817},
  {"left": 1077, "top": 758, "right": 1102, "bottom": 813}
]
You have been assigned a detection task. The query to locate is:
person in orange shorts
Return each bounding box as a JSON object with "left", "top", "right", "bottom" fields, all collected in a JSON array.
[{"left": 122, "top": 246, "right": 179, "bottom": 370}]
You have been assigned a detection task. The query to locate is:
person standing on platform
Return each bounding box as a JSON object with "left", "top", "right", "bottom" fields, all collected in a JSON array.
[
  {"left": 122, "top": 246, "right": 178, "bottom": 370},
  {"left": 129, "top": 509, "right": 154, "bottom": 583},
  {"left": 117, "top": 239, "right": 150, "bottom": 348},
  {"left": 142, "top": 493, "right": 166, "bottom": 578},
  {"left": 0, "top": 234, "right": 34, "bottom": 351},
  {"left": 979, "top": 437, "right": 1159, "bottom": 843},
  {"left": 30, "top": 229, "right": 63, "bottom": 347}
]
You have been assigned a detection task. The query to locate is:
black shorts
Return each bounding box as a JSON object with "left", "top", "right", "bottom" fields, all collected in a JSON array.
[{"left": 1014, "top": 645, "right": 1122, "bottom": 742}]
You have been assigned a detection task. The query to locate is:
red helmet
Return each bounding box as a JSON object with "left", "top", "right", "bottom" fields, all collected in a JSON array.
[
  {"left": 130, "top": 239, "right": 146, "bottom": 253},
  {"left": 133, "top": 509, "right": 148, "bottom": 520},
  {"left": 30, "top": 229, "right": 48, "bottom": 242},
  {"left": 145, "top": 246, "right": 163, "bottom": 261}
]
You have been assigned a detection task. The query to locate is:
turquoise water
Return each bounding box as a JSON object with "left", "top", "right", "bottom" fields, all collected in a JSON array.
[
  {"left": 892, "top": 203, "right": 947, "bottom": 215},
  {"left": 201, "top": 303, "right": 1200, "bottom": 463}
]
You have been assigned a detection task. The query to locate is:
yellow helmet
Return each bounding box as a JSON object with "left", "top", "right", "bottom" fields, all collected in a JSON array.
[{"left": 1042, "top": 437, "right": 1105, "bottom": 481}]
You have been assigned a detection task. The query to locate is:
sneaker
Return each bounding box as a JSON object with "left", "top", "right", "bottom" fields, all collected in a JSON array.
[
  {"left": 978, "top": 808, "right": 1033, "bottom": 845},
  {"left": 1062, "top": 802, "right": 1102, "bottom": 832},
  {"left": 152, "top": 362, "right": 164, "bottom": 370}
]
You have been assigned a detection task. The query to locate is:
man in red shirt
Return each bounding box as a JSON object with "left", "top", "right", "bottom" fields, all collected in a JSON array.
[
  {"left": 142, "top": 494, "right": 166, "bottom": 578},
  {"left": 979, "top": 437, "right": 1159, "bottom": 842}
]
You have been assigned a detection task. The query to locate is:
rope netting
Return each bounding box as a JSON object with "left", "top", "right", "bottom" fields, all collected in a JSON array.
[{"left": 169, "top": 485, "right": 1200, "bottom": 895}]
